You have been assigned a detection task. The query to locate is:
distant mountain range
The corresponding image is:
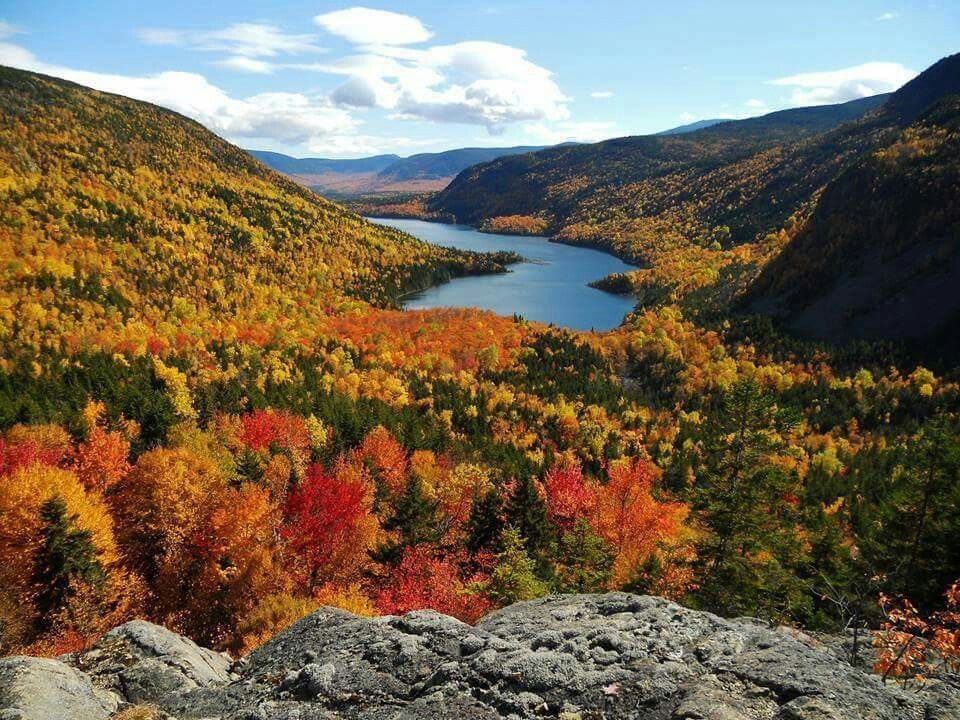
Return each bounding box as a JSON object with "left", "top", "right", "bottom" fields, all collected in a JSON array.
[
  {"left": 248, "top": 145, "right": 564, "bottom": 196},
  {"left": 249, "top": 116, "right": 739, "bottom": 197}
]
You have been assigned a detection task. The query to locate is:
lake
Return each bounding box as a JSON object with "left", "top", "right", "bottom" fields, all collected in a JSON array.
[{"left": 367, "top": 218, "right": 638, "bottom": 331}]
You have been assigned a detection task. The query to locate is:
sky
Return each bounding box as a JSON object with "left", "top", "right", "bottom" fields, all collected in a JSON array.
[{"left": 0, "top": 1, "right": 957, "bottom": 158}]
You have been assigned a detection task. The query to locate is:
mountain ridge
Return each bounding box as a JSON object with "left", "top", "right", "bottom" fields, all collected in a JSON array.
[{"left": 250, "top": 144, "right": 565, "bottom": 196}]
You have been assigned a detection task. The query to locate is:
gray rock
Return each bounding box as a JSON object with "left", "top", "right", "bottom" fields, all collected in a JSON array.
[
  {"left": 3, "top": 594, "right": 958, "bottom": 719},
  {"left": 67, "top": 618, "right": 232, "bottom": 707},
  {"left": 0, "top": 656, "right": 118, "bottom": 720}
]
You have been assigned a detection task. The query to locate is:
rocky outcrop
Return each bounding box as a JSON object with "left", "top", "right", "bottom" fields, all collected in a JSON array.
[
  {"left": 2, "top": 594, "right": 958, "bottom": 719},
  {"left": 0, "top": 656, "right": 119, "bottom": 719}
]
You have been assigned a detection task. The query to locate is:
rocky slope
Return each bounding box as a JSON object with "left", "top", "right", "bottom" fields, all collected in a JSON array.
[{"left": 2, "top": 594, "right": 957, "bottom": 719}]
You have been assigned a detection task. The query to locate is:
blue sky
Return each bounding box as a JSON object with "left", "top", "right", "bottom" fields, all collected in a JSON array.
[{"left": 1, "top": 1, "right": 957, "bottom": 157}]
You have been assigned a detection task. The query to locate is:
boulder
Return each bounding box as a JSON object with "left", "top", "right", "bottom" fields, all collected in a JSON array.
[
  {"left": 68, "top": 619, "right": 232, "bottom": 704},
  {"left": 0, "top": 656, "right": 118, "bottom": 720},
  {"left": 2, "top": 594, "right": 958, "bottom": 719}
]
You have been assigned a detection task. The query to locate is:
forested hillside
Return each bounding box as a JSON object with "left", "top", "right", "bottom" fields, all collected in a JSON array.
[
  {"left": 430, "top": 56, "right": 960, "bottom": 325},
  {"left": 748, "top": 96, "right": 960, "bottom": 348},
  {"left": 1, "top": 62, "right": 958, "bottom": 686}
]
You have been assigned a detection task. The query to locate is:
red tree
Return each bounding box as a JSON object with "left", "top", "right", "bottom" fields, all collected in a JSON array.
[
  {"left": 281, "top": 463, "right": 378, "bottom": 589},
  {"left": 374, "top": 546, "right": 490, "bottom": 623},
  {"left": 544, "top": 462, "right": 595, "bottom": 531}
]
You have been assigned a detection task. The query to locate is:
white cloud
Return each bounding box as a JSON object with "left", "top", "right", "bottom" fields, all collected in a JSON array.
[
  {"left": 768, "top": 61, "right": 916, "bottom": 105},
  {"left": 875, "top": 12, "right": 898, "bottom": 21},
  {"left": 216, "top": 56, "right": 274, "bottom": 74},
  {"left": 522, "top": 120, "right": 616, "bottom": 144},
  {"left": 590, "top": 91, "right": 614, "bottom": 99},
  {"left": 314, "top": 7, "right": 431, "bottom": 46},
  {"left": 678, "top": 112, "right": 696, "bottom": 122},
  {"left": 314, "top": 40, "right": 569, "bottom": 132},
  {"left": 137, "top": 23, "right": 323, "bottom": 58},
  {"left": 0, "top": 20, "right": 23, "bottom": 40},
  {"left": 745, "top": 98, "right": 768, "bottom": 109},
  {"left": 0, "top": 42, "right": 356, "bottom": 146}
]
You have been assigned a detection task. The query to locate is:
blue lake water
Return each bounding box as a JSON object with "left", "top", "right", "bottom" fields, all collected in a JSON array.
[{"left": 367, "top": 218, "right": 638, "bottom": 331}]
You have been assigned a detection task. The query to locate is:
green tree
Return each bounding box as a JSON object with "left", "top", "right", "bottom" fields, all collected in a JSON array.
[
  {"left": 32, "top": 496, "right": 105, "bottom": 629},
  {"left": 487, "top": 527, "right": 548, "bottom": 605},
  {"left": 372, "top": 475, "right": 444, "bottom": 566},
  {"left": 554, "top": 519, "right": 613, "bottom": 593},
  {"left": 692, "top": 378, "right": 806, "bottom": 620},
  {"left": 867, "top": 414, "right": 960, "bottom": 608},
  {"left": 465, "top": 487, "right": 505, "bottom": 556},
  {"left": 505, "top": 474, "right": 554, "bottom": 566}
]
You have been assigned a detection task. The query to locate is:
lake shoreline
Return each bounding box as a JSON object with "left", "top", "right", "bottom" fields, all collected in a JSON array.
[{"left": 366, "top": 217, "right": 638, "bottom": 332}]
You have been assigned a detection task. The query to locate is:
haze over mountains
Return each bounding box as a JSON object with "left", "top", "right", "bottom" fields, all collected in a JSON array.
[
  {"left": 249, "top": 145, "right": 562, "bottom": 196},
  {"left": 249, "top": 115, "right": 737, "bottom": 197}
]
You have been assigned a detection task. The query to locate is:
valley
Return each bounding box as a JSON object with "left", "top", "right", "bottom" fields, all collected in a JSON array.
[{"left": 1, "top": 39, "right": 959, "bottom": 718}]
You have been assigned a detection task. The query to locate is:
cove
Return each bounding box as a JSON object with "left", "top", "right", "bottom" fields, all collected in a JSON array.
[{"left": 368, "top": 218, "right": 638, "bottom": 332}]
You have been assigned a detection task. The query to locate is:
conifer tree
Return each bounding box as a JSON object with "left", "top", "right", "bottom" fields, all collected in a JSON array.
[
  {"left": 868, "top": 413, "right": 960, "bottom": 608},
  {"left": 692, "top": 378, "right": 805, "bottom": 619},
  {"left": 505, "top": 474, "right": 553, "bottom": 565},
  {"left": 555, "top": 519, "right": 613, "bottom": 593},
  {"left": 465, "top": 487, "right": 505, "bottom": 556},
  {"left": 32, "top": 496, "right": 105, "bottom": 629},
  {"left": 372, "top": 475, "right": 444, "bottom": 566},
  {"left": 487, "top": 527, "right": 548, "bottom": 605}
]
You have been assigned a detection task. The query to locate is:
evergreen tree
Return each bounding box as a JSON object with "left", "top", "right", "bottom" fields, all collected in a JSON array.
[
  {"left": 505, "top": 473, "right": 554, "bottom": 564},
  {"left": 465, "top": 487, "right": 505, "bottom": 556},
  {"left": 372, "top": 475, "right": 444, "bottom": 566},
  {"left": 692, "top": 378, "right": 806, "bottom": 620},
  {"left": 867, "top": 413, "right": 960, "bottom": 608},
  {"left": 32, "top": 496, "right": 105, "bottom": 629},
  {"left": 487, "top": 527, "right": 548, "bottom": 605},
  {"left": 554, "top": 518, "right": 613, "bottom": 593}
]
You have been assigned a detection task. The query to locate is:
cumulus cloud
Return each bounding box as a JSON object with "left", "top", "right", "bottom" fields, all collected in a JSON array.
[
  {"left": 0, "top": 41, "right": 356, "bottom": 146},
  {"left": 768, "top": 61, "right": 916, "bottom": 105},
  {"left": 313, "top": 40, "right": 569, "bottom": 132},
  {"left": 314, "top": 7, "right": 432, "bottom": 46},
  {"left": 590, "top": 91, "right": 614, "bottom": 99},
  {"left": 137, "top": 23, "right": 323, "bottom": 58},
  {"left": 6, "top": 8, "right": 580, "bottom": 151},
  {"left": 745, "top": 98, "right": 767, "bottom": 109}
]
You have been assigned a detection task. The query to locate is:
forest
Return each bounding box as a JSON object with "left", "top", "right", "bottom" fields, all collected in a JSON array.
[{"left": 0, "top": 63, "right": 958, "bottom": 686}]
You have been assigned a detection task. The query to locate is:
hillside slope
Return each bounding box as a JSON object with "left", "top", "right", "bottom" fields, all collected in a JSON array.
[
  {"left": 430, "top": 93, "right": 890, "bottom": 231},
  {"left": 0, "top": 65, "right": 511, "bottom": 359},
  {"left": 747, "top": 96, "right": 960, "bottom": 347}
]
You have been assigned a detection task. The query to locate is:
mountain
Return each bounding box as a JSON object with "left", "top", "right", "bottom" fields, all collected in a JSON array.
[
  {"left": 251, "top": 144, "right": 560, "bottom": 196},
  {"left": 746, "top": 75, "right": 960, "bottom": 347},
  {"left": 430, "top": 93, "right": 891, "bottom": 232},
  {"left": 0, "top": 64, "right": 513, "bottom": 352},
  {"left": 377, "top": 145, "right": 559, "bottom": 182},
  {"left": 246, "top": 150, "right": 401, "bottom": 175},
  {"left": 4, "top": 594, "right": 953, "bottom": 719},
  {"left": 427, "top": 57, "right": 960, "bottom": 344},
  {"left": 656, "top": 118, "right": 727, "bottom": 135}
]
